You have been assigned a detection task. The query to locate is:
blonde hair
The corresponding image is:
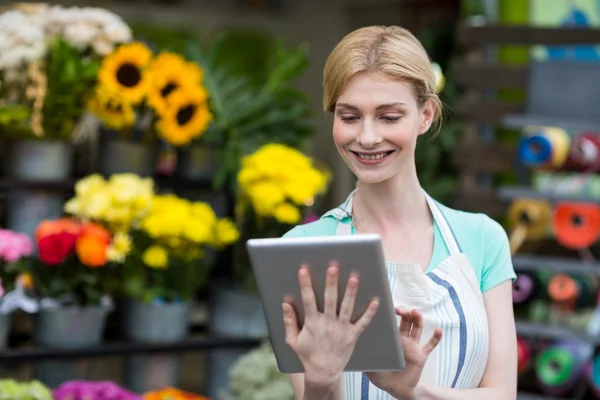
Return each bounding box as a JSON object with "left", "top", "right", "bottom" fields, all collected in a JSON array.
[{"left": 323, "top": 26, "right": 443, "bottom": 132}]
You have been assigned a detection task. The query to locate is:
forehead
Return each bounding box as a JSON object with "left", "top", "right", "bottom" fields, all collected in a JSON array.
[{"left": 336, "top": 72, "right": 416, "bottom": 108}]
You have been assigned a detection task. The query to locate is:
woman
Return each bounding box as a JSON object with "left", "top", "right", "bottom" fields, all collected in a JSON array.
[{"left": 281, "top": 26, "right": 517, "bottom": 400}]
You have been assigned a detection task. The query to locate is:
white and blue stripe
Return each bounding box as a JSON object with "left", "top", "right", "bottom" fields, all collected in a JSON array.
[{"left": 332, "top": 190, "right": 490, "bottom": 398}]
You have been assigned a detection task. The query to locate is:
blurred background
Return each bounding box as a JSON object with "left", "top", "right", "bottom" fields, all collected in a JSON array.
[{"left": 0, "top": 0, "right": 599, "bottom": 399}]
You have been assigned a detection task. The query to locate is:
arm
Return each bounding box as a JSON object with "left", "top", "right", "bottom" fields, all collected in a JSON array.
[
  {"left": 290, "top": 373, "right": 343, "bottom": 400},
  {"left": 408, "top": 280, "right": 517, "bottom": 400}
]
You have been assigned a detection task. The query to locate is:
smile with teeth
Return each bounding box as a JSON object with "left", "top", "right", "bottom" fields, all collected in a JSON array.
[{"left": 353, "top": 150, "right": 394, "bottom": 160}]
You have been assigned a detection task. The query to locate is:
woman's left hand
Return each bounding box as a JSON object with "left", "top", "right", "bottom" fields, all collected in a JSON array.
[{"left": 365, "top": 308, "right": 442, "bottom": 399}]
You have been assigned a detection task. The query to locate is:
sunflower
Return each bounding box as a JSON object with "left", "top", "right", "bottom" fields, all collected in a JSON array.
[
  {"left": 87, "top": 86, "right": 135, "bottom": 130},
  {"left": 98, "top": 41, "right": 153, "bottom": 104},
  {"left": 147, "top": 54, "right": 205, "bottom": 116},
  {"left": 156, "top": 87, "right": 212, "bottom": 147}
]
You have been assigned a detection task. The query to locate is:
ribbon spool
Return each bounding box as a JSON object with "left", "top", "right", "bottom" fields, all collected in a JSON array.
[
  {"left": 565, "top": 132, "right": 600, "bottom": 172},
  {"left": 536, "top": 340, "right": 589, "bottom": 396},
  {"left": 507, "top": 198, "right": 553, "bottom": 254},
  {"left": 513, "top": 272, "right": 539, "bottom": 305},
  {"left": 518, "top": 126, "right": 571, "bottom": 170},
  {"left": 548, "top": 273, "right": 596, "bottom": 309},
  {"left": 587, "top": 353, "right": 600, "bottom": 396},
  {"left": 517, "top": 337, "right": 532, "bottom": 375},
  {"left": 553, "top": 202, "right": 600, "bottom": 250}
]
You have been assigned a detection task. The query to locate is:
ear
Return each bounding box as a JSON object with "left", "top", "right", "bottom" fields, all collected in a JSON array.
[{"left": 418, "top": 99, "right": 436, "bottom": 135}]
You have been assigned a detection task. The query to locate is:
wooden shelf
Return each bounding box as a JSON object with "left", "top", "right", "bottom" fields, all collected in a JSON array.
[
  {"left": 513, "top": 255, "right": 600, "bottom": 276},
  {"left": 499, "top": 186, "right": 600, "bottom": 204}
]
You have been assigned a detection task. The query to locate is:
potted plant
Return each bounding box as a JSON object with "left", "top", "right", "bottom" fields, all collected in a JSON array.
[
  {"left": 221, "top": 341, "right": 295, "bottom": 400},
  {"left": 0, "top": 4, "right": 132, "bottom": 238},
  {"left": 0, "top": 379, "right": 53, "bottom": 400},
  {"left": 53, "top": 380, "right": 140, "bottom": 400},
  {"left": 119, "top": 193, "right": 238, "bottom": 393},
  {"left": 182, "top": 30, "right": 314, "bottom": 190},
  {"left": 143, "top": 388, "right": 209, "bottom": 400},
  {"left": 205, "top": 143, "right": 329, "bottom": 398},
  {"left": 88, "top": 41, "right": 213, "bottom": 176},
  {"left": 0, "top": 228, "right": 34, "bottom": 347}
]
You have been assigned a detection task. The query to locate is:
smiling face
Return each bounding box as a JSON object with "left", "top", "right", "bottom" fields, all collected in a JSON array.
[{"left": 332, "top": 72, "right": 435, "bottom": 184}]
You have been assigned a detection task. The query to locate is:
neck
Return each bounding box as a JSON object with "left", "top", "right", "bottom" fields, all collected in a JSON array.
[{"left": 352, "top": 169, "right": 431, "bottom": 233}]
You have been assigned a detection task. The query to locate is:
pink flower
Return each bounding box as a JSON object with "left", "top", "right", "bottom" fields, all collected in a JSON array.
[{"left": 0, "top": 229, "right": 33, "bottom": 263}]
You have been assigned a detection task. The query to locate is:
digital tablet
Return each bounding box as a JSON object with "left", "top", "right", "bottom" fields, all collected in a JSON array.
[{"left": 247, "top": 234, "right": 405, "bottom": 374}]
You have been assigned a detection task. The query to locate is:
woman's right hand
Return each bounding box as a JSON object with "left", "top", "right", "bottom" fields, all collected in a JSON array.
[{"left": 282, "top": 263, "right": 380, "bottom": 394}]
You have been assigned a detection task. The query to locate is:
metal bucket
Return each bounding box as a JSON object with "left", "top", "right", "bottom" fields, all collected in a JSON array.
[
  {"left": 122, "top": 300, "right": 189, "bottom": 393},
  {"left": 205, "top": 284, "right": 267, "bottom": 398},
  {"left": 177, "top": 143, "right": 220, "bottom": 181},
  {"left": 3, "top": 139, "right": 72, "bottom": 239},
  {"left": 33, "top": 305, "right": 111, "bottom": 388},
  {"left": 4, "top": 139, "right": 72, "bottom": 181},
  {"left": 99, "top": 138, "right": 156, "bottom": 177}
]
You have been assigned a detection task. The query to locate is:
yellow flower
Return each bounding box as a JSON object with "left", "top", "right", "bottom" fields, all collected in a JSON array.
[
  {"left": 273, "top": 203, "right": 301, "bottom": 224},
  {"left": 87, "top": 86, "right": 135, "bottom": 130},
  {"left": 214, "top": 218, "right": 240, "bottom": 248},
  {"left": 98, "top": 41, "right": 153, "bottom": 104},
  {"left": 143, "top": 246, "right": 168, "bottom": 269},
  {"left": 247, "top": 181, "right": 286, "bottom": 217},
  {"left": 431, "top": 62, "right": 445, "bottom": 93},
  {"left": 147, "top": 52, "right": 204, "bottom": 115},
  {"left": 155, "top": 86, "right": 212, "bottom": 146},
  {"left": 107, "top": 232, "right": 132, "bottom": 263}
]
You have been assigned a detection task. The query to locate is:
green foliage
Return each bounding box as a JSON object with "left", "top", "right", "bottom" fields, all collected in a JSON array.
[
  {"left": 42, "top": 38, "right": 100, "bottom": 140},
  {"left": 121, "top": 238, "right": 211, "bottom": 304},
  {"left": 184, "top": 30, "right": 314, "bottom": 191},
  {"left": 27, "top": 257, "right": 112, "bottom": 307}
]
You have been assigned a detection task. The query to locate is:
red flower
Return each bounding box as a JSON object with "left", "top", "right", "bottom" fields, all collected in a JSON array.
[{"left": 38, "top": 232, "right": 78, "bottom": 265}]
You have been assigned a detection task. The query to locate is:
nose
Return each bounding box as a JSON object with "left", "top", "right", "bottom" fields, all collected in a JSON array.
[{"left": 356, "top": 121, "right": 382, "bottom": 149}]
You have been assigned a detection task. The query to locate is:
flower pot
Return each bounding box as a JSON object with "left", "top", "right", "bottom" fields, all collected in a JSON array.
[
  {"left": 3, "top": 139, "right": 73, "bottom": 239},
  {"left": 4, "top": 139, "right": 73, "bottom": 181},
  {"left": 0, "top": 312, "right": 12, "bottom": 349},
  {"left": 122, "top": 300, "right": 189, "bottom": 393},
  {"left": 99, "top": 138, "right": 157, "bottom": 177},
  {"left": 176, "top": 143, "right": 220, "bottom": 181},
  {"left": 205, "top": 283, "right": 267, "bottom": 398},
  {"left": 33, "top": 305, "right": 111, "bottom": 388}
]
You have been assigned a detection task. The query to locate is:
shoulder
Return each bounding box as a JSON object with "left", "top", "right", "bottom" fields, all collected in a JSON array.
[
  {"left": 282, "top": 217, "right": 339, "bottom": 238},
  {"left": 437, "top": 202, "right": 515, "bottom": 292},
  {"left": 437, "top": 202, "right": 508, "bottom": 248}
]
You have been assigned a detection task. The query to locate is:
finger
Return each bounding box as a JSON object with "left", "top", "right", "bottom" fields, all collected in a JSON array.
[
  {"left": 409, "top": 309, "right": 423, "bottom": 341},
  {"left": 397, "top": 308, "right": 412, "bottom": 337},
  {"left": 282, "top": 302, "right": 300, "bottom": 349},
  {"left": 298, "top": 265, "right": 318, "bottom": 318},
  {"left": 422, "top": 328, "right": 443, "bottom": 355},
  {"left": 323, "top": 263, "right": 339, "bottom": 318},
  {"left": 353, "top": 298, "right": 380, "bottom": 335},
  {"left": 339, "top": 273, "right": 359, "bottom": 322}
]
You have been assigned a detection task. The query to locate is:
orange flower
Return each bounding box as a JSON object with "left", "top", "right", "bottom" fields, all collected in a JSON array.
[
  {"left": 35, "top": 218, "right": 81, "bottom": 241},
  {"left": 143, "top": 387, "right": 209, "bottom": 400},
  {"left": 75, "top": 223, "right": 111, "bottom": 268}
]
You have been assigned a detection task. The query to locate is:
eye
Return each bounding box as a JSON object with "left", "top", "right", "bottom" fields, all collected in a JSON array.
[
  {"left": 382, "top": 115, "right": 401, "bottom": 123},
  {"left": 340, "top": 115, "right": 360, "bottom": 122}
]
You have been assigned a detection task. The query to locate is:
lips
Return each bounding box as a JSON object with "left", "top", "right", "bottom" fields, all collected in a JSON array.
[{"left": 350, "top": 150, "right": 395, "bottom": 165}]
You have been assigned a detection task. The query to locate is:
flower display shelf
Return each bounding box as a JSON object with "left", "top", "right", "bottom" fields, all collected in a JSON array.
[
  {"left": 0, "top": 335, "right": 261, "bottom": 362},
  {"left": 0, "top": 176, "right": 216, "bottom": 192}
]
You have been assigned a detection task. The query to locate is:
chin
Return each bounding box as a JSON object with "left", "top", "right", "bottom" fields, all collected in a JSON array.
[{"left": 353, "top": 171, "right": 394, "bottom": 185}]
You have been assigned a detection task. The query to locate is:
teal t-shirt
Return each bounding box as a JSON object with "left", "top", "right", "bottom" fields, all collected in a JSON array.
[{"left": 284, "top": 201, "right": 516, "bottom": 293}]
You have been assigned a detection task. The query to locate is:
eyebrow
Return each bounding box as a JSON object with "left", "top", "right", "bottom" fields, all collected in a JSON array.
[{"left": 335, "top": 102, "right": 406, "bottom": 111}]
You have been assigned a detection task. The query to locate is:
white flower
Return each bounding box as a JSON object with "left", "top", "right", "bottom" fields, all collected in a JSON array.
[
  {"left": 0, "top": 35, "right": 11, "bottom": 53},
  {"left": 103, "top": 22, "right": 131, "bottom": 43},
  {"left": 63, "top": 22, "right": 100, "bottom": 50},
  {"left": 92, "top": 39, "right": 114, "bottom": 56}
]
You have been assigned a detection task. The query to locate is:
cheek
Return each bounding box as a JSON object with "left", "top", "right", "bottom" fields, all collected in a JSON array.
[{"left": 332, "top": 120, "right": 353, "bottom": 147}]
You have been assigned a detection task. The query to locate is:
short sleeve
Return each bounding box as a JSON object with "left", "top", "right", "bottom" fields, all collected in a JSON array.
[
  {"left": 480, "top": 216, "right": 517, "bottom": 293},
  {"left": 282, "top": 225, "right": 309, "bottom": 238}
]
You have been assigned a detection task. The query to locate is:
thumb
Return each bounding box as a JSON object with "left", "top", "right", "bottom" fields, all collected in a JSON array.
[
  {"left": 282, "top": 301, "right": 300, "bottom": 348},
  {"left": 423, "top": 328, "right": 443, "bottom": 355}
]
